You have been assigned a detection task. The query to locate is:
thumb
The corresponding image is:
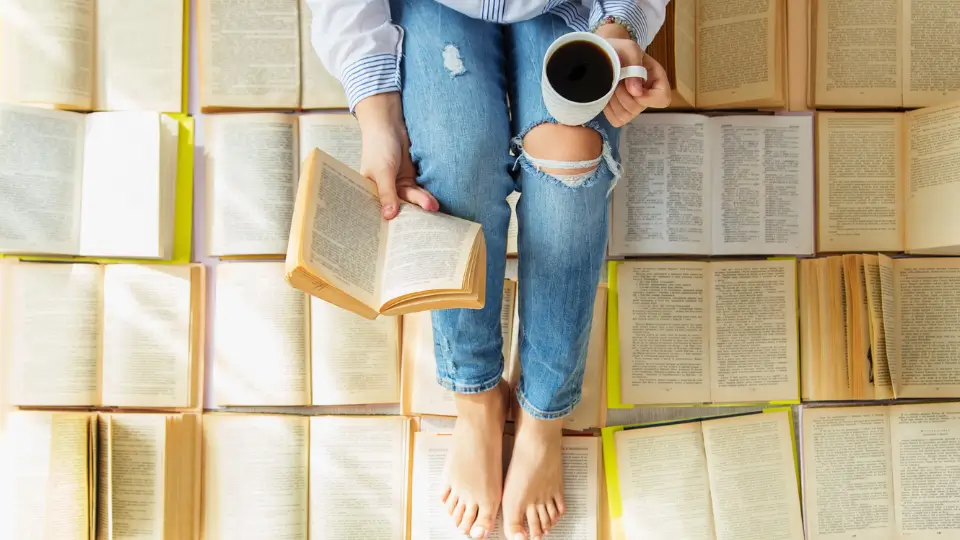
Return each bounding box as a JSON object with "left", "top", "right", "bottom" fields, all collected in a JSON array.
[{"left": 369, "top": 168, "right": 400, "bottom": 219}]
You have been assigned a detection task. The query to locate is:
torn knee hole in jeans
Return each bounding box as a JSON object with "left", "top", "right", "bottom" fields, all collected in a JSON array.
[{"left": 512, "top": 130, "right": 621, "bottom": 192}]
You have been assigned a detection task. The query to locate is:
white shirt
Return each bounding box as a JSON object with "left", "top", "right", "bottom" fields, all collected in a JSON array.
[{"left": 307, "top": 0, "right": 670, "bottom": 110}]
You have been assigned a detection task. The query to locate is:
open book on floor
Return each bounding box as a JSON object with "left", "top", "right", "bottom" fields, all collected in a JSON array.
[
  {"left": 0, "top": 411, "right": 201, "bottom": 540},
  {"left": 0, "top": 105, "right": 193, "bottom": 261},
  {"left": 810, "top": 0, "right": 960, "bottom": 108},
  {"left": 602, "top": 408, "right": 803, "bottom": 540},
  {"left": 803, "top": 403, "right": 960, "bottom": 540},
  {"left": 0, "top": 260, "right": 205, "bottom": 409},
  {"left": 204, "top": 112, "right": 363, "bottom": 258},
  {"left": 0, "top": 0, "right": 186, "bottom": 112},
  {"left": 610, "top": 113, "right": 814, "bottom": 257},
  {"left": 213, "top": 261, "right": 400, "bottom": 406},
  {"left": 285, "top": 148, "right": 486, "bottom": 319},
  {"left": 197, "top": 0, "right": 347, "bottom": 111},
  {"left": 401, "top": 283, "right": 608, "bottom": 431},
  {"left": 801, "top": 254, "right": 960, "bottom": 401},
  {"left": 648, "top": 0, "right": 788, "bottom": 109},
  {"left": 608, "top": 260, "right": 800, "bottom": 408},
  {"left": 202, "top": 414, "right": 412, "bottom": 540},
  {"left": 816, "top": 103, "right": 960, "bottom": 255},
  {"left": 411, "top": 433, "right": 601, "bottom": 540}
]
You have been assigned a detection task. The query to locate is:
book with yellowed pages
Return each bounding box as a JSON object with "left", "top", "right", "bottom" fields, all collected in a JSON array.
[
  {"left": 204, "top": 112, "right": 361, "bottom": 257},
  {"left": 213, "top": 261, "right": 400, "bottom": 406},
  {"left": 0, "top": 0, "right": 186, "bottom": 112},
  {"left": 285, "top": 148, "right": 487, "bottom": 319},
  {"left": 0, "top": 260, "right": 205, "bottom": 409},
  {"left": 646, "top": 0, "right": 787, "bottom": 109},
  {"left": 401, "top": 283, "right": 608, "bottom": 431},
  {"left": 0, "top": 105, "right": 188, "bottom": 260},
  {"left": 411, "top": 433, "right": 601, "bottom": 540},
  {"left": 803, "top": 403, "right": 960, "bottom": 540},
  {"left": 608, "top": 260, "right": 800, "bottom": 407},
  {"left": 201, "top": 414, "right": 412, "bottom": 540},
  {"left": 0, "top": 411, "right": 201, "bottom": 540},
  {"left": 800, "top": 254, "right": 960, "bottom": 401},
  {"left": 610, "top": 113, "right": 814, "bottom": 257},
  {"left": 197, "top": 0, "right": 348, "bottom": 111},
  {"left": 810, "top": 0, "right": 960, "bottom": 108},
  {"left": 816, "top": 103, "right": 960, "bottom": 255},
  {"left": 601, "top": 409, "right": 803, "bottom": 540}
]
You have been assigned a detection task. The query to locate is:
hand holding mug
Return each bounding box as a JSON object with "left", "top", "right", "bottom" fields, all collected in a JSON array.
[{"left": 597, "top": 32, "right": 671, "bottom": 127}]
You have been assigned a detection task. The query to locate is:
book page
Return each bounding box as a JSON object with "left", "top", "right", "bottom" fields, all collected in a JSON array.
[
  {"left": 890, "top": 402, "right": 960, "bottom": 539},
  {"left": 891, "top": 258, "right": 960, "bottom": 397},
  {"left": 308, "top": 417, "right": 407, "bottom": 539},
  {"left": 710, "top": 115, "right": 815, "bottom": 256},
  {"left": 708, "top": 260, "right": 799, "bottom": 403},
  {"left": 298, "top": 0, "right": 348, "bottom": 109},
  {"left": 410, "top": 433, "right": 503, "bottom": 539},
  {"left": 802, "top": 406, "right": 895, "bottom": 540},
  {"left": 199, "top": 0, "right": 300, "bottom": 109},
  {"left": 904, "top": 102, "right": 960, "bottom": 252},
  {"left": 610, "top": 114, "right": 711, "bottom": 256},
  {"left": 902, "top": 0, "right": 960, "bottom": 107},
  {"left": 674, "top": 0, "right": 698, "bottom": 101},
  {"left": 702, "top": 412, "right": 804, "bottom": 540},
  {"left": 310, "top": 298, "right": 399, "bottom": 405},
  {"left": 615, "top": 423, "right": 715, "bottom": 540},
  {"left": 0, "top": 105, "right": 85, "bottom": 254},
  {"left": 78, "top": 112, "right": 172, "bottom": 259},
  {"left": 816, "top": 113, "right": 904, "bottom": 252},
  {"left": 206, "top": 114, "right": 298, "bottom": 257},
  {"left": 0, "top": 0, "right": 93, "bottom": 109},
  {"left": 104, "top": 415, "right": 166, "bottom": 540},
  {"left": 617, "top": 262, "right": 711, "bottom": 405},
  {"left": 1, "top": 412, "right": 90, "bottom": 540},
  {"left": 202, "top": 415, "right": 308, "bottom": 540},
  {"left": 299, "top": 153, "right": 388, "bottom": 309},
  {"left": 298, "top": 114, "right": 361, "bottom": 171},
  {"left": 545, "top": 437, "right": 600, "bottom": 539},
  {"left": 786, "top": 0, "right": 809, "bottom": 110},
  {"left": 862, "top": 255, "right": 894, "bottom": 398},
  {"left": 813, "top": 0, "right": 902, "bottom": 107},
  {"left": 95, "top": 0, "right": 184, "bottom": 112},
  {"left": 4, "top": 263, "right": 101, "bottom": 407},
  {"left": 380, "top": 205, "right": 481, "bottom": 305},
  {"left": 101, "top": 265, "right": 193, "bottom": 408},
  {"left": 878, "top": 254, "right": 901, "bottom": 395},
  {"left": 400, "top": 311, "right": 457, "bottom": 416},
  {"left": 213, "top": 262, "right": 308, "bottom": 406},
  {"left": 696, "top": 0, "right": 778, "bottom": 107}
]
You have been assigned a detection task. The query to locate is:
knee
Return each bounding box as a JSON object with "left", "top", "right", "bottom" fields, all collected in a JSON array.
[{"left": 521, "top": 123, "right": 603, "bottom": 176}]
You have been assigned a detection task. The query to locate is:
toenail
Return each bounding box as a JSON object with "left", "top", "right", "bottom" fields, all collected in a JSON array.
[
  {"left": 470, "top": 526, "right": 487, "bottom": 538},
  {"left": 513, "top": 534, "right": 526, "bottom": 540}
]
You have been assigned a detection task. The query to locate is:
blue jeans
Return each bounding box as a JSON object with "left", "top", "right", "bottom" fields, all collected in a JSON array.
[{"left": 391, "top": 0, "right": 620, "bottom": 419}]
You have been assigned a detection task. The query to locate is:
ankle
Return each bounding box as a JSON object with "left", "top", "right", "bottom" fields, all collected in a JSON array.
[
  {"left": 517, "top": 409, "right": 563, "bottom": 440},
  {"left": 455, "top": 386, "right": 506, "bottom": 418}
]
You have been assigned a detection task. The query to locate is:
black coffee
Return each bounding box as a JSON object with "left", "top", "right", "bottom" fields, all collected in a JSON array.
[{"left": 546, "top": 40, "right": 614, "bottom": 103}]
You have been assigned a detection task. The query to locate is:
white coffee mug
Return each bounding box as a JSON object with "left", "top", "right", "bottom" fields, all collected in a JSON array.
[{"left": 542, "top": 32, "right": 648, "bottom": 126}]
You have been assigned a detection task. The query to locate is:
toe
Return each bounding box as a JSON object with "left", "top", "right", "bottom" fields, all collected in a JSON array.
[
  {"left": 526, "top": 505, "right": 544, "bottom": 539},
  {"left": 554, "top": 495, "right": 566, "bottom": 517},
  {"left": 472, "top": 504, "right": 497, "bottom": 538},
  {"left": 536, "top": 504, "right": 551, "bottom": 533},
  {"left": 546, "top": 501, "right": 560, "bottom": 525},
  {"left": 452, "top": 501, "right": 467, "bottom": 528},
  {"left": 504, "top": 506, "right": 527, "bottom": 540},
  {"left": 459, "top": 503, "right": 479, "bottom": 535},
  {"left": 445, "top": 494, "right": 460, "bottom": 516}
]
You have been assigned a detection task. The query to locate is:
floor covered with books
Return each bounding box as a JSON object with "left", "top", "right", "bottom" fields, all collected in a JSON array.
[{"left": 3, "top": 0, "right": 960, "bottom": 539}]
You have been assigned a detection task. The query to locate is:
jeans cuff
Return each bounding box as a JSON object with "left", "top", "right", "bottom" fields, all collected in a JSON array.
[
  {"left": 516, "top": 387, "right": 582, "bottom": 420},
  {"left": 436, "top": 371, "right": 503, "bottom": 394}
]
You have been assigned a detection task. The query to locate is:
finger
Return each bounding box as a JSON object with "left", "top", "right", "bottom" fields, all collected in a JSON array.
[
  {"left": 614, "top": 84, "right": 646, "bottom": 117},
  {"left": 367, "top": 167, "right": 400, "bottom": 219},
  {"left": 397, "top": 182, "right": 439, "bottom": 212},
  {"left": 633, "top": 86, "right": 672, "bottom": 109},
  {"left": 604, "top": 92, "right": 631, "bottom": 127}
]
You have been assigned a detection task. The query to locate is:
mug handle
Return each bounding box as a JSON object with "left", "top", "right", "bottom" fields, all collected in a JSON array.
[{"left": 619, "top": 65, "right": 648, "bottom": 82}]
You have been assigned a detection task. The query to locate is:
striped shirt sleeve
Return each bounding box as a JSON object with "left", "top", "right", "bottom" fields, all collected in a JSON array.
[
  {"left": 588, "top": 0, "right": 670, "bottom": 49},
  {"left": 306, "top": 0, "right": 403, "bottom": 111}
]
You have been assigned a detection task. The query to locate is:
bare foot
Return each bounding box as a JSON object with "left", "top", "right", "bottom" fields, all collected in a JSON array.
[
  {"left": 441, "top": 381, "right": 510, "bottom": 539},
  {"left": 502, "top": 408, "right": 565, "bottom": 540}
]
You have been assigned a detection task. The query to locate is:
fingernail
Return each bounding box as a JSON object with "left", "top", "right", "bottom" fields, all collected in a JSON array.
[
  {"left": 382, "top": 204, "right": 395, "bottom": 215},
  {"left": 469, "top": 526, "right": 486, "bottom": 538}
]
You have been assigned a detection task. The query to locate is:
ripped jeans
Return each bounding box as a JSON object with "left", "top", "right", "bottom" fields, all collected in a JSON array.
[{"left": 391, "top": 0, "right": 619, "bottom": 419}]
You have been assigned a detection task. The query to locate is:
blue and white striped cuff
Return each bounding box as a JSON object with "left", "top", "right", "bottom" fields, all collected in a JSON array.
[
  {"left": 589, "top": 0, "right": 650, "bottom": 48},
  {"left": 340, "top": 53, "right": 402, "bottom": 111}
]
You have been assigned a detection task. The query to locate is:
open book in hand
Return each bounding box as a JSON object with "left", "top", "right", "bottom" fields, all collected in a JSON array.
[{"left": 285, "top": 148, "right": 487, "bottom": 319}]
